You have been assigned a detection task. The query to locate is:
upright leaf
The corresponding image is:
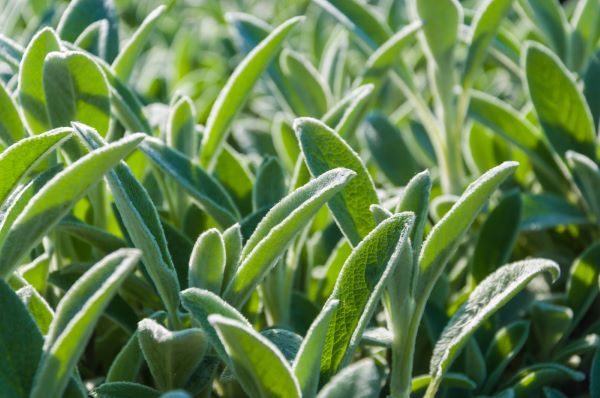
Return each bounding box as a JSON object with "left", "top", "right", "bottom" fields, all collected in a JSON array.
[
  {"left": 295, "top": 117, "right": 379, "bottom": 246},
  {"left": 209, "top": 315, "right": 302, "bottom": 398},
  {"left": 418, "top": 162, "right": 518, "bottom": 302},
  {"left": 139, "top": 137, "right": 240, "bottom": 228},
  {"left": 57, "top": 0, "right": 119, "bottom": 62},
  {"left": 223, "top": 168, "right": 355, "bottom": 307},
  {"left": 426, "top": 259, "right": 560, "bottom": 397},
  {"left": 43, "top": 51, "right": 111, "bottom": 136},
  {"left": 0, "top": 128, "right": 71, "bottom": 207},
  {"left": 0, "top": 279, "right": 43, "bottom": 398},
  {"left": 73, "top": 124, "right": 181, "bottom": 321},
  {"left": 30, "top": 249, "right": 141, "bottom": 398},
  {"left": 293, "top": 299, "right": 339, "bottom": 398},
  {"left": 524, "top": 42, "right": 596, "bottom": 159},
  {"left": 112, "top": 5, "right": 166, "bottom": 81},
  {"left": 0, "top": 134, "right": 143, "bottom": 278},
  {"left": 188, "top": 229, "right": 226, "bottom": 294},
  {"left": 566, "top": 243, "right": 600, "bottom": 330},
  {"left": 137, "top": 319, "right": 207, "bottom": 391},
  {"left": 567, "top": 151, "right": 600, "bottom": 225},
  {"left": 320, "top": 213, "right": 414, "bottom": 380},
  {"left": 0, "top": 81, "right": 24, "bottom": 145},
  {"left": 316, "top": 359, "right": 380, "bottom": 398},
  {"left": 199, "top": 16, "right": 303, "bottom": 170},
  {"left": 18, "top": 28, "right": 61, "bottom": 134}
]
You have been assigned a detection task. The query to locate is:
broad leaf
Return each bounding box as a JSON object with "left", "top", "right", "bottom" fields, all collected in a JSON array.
[
  {"left": 295, "top": 117, "right": 378, "bottom": 246},
  {"left": 138, "top": 319, "right": 207, "bottom": 390},
  {"left": 320, "top": 213, "right": 414, "bottom": 380},
  {"left": 30, "top": 249, "right": 141, "bottom": 398},
  {"left": 199, "top": 16, "right": 302, "bottom": 170},
  {"left": 188, "top": 228, "right": 226, "bottom": 294},
  {"left": 567, "top": 151, "right": 600, "bottom": 225},
  {"left": 316, "top": 359, "right": 380, "bottom": 398},
  {"left": 223, "top": 168, "right": 355, "bottom": 307},
  {"left": 0, "top": 134, "right": 143, "bottom": 278},
  {"left": 427, "top": 259, "right": 560, "bottom": 396},
  {"left": 209, "top": 315, "right": 302, "bottom": 398},
  {"left": 0, "top": 81, "right": 24, "bottom": 145},
  {"left": 0, "top": 279, "right": 43, "bottom": 398},
  {"left": 524, "top": 42, "right": 596, "bottom": 159}
]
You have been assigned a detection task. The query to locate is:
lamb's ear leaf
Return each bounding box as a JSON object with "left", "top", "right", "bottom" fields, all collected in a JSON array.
[
  {"left": 293, "top": 299, "right": 339, "bottom": 398},
  {"left": 471, "top": 191, "right": 522, "bottom": 284},
  {"left": 209, "top": 315, "right": 302, "bottom": 398},
  {"left": 0, "top": 134, "right": 143, "bottom": 278},
  {"left": 17, "top": 285, "right": 54, "bottom": 335},
  {"left": 295, "top": 117, "right": 378, "bottom": 246},
  {"left": 112, "top": 5, "right": 166, "bottom": 81},
  {"left": 364, "top": 112, "right": 418, "bottom": 186},
  {"left": 18, "top": 28, "right": 61, "bottom": 134},
  {"left": 463, "top": 0, "right": 513, "bottom": 88},
  {"left": 396, "top": 169, "right": 431, "bottom": 257},
  {"left": 166, "top": 96, "right": 197, "bottom": 158},
  {"left": 252, "top": 157, "right": 287, "bottom": 211},
  {"left": 566, "top": 243, "right": 600, "bottom": 330},
  {"left": 30, "top": 249, "right": 141, "bottom": 398},
  {"left": 316, "top": 359, "right": 381, "bottom": 398},
  {"left": 320, "top": 213, "right": 414, "bottom": 380},
  {"left": 427, "top": 259, "right": 560, "bottom": 397},
  {"left": 222, "top": 223, "right": 243, "bottom": 289},
  {"left": 0, "top": 279, "right": 43, "bottom": 398},
  {"left": 199, "top": 16, "right": 303, "bottom": 170},
  {"left": 43, "top": 51, "right": 111, "bottom": 136},
  {"left": 57, "top": 0, "right": 119, "bottom": 62},
  {"left": 0, "top": 81, "right": 25, "bottom": 145},
  {"left": 417, "top": 162, "right": 517, "bottom": 304},
  {"left": 92, "top": 382, "right": 161, "bottom": 398},
  {"left": 468, "top": 91, "right": 564, "bottom": 189},
  {"left": 519, "top": 0, "right": 568, "bottom": 59},
  {"left": 137, "top": 319, "right": 207, "bottom": 391},
  {"left": 180, "top": 288, "right": 250, "bottom": 365},
  {"left": 583, "top": 49, "right": 600, "bottom": 130},
  {"left": 188, "top": 228, "right": 226, "bottom": 294},
  {"left": 73, "top": 124, "right": 181, "bottom": 319},
  {"left": 570, "top": 0, "right": 600, "bottom": 72},
  {"left": 566, "top": 151, "right": 600, "bottom": 225},
  {"left": 524, "top": 42, "right": 596, "bottom": 159},
  {"left": 223, "top": 168, "right": 355, "bottom": 307},
  {"left": 280, "top": 49, "right": 331, "bottom": 117},
  {"left": 484, "top": 321, "right": 530, "bottom": 392},
  {"left": 139, "top": 137, "right": 239, "bottom": 228},
  {"left": 313, "top": 0, "right": 391, "bottom": 50},
  {"left": 0, "top": 128, "right": 71, "bottom": 207}
]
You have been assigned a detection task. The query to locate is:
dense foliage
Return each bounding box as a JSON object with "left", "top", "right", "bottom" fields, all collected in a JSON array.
[{"left": 0, "top": 0, "right": 599, "bottom": 397}]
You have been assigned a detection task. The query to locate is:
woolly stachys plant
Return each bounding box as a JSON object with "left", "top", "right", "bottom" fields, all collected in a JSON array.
[{"left": 0, "top": 0, "right": 598, "bottom": 397}]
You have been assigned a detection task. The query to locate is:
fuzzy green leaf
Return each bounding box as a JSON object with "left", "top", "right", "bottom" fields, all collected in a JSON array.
[
  {"left": 112, "top": 5, "right": 166, "bottom": 81},
  {"left": 209, "top": 315, "right": 302, "bottom": 398},
  {"left": 293, "top": 299, "right": 339, "bottom": 398},
  {"left": 199, "top": 16, "right": 302, "bottom": 170},
  {"left": 427, "top": 259, "right": 560, "bottom": 395},
  {"left": 30, "top": 249, "right": 141, "bottom": 398},
  {"left": 316, "top": 359, "right": 380, "bottom": 398},
  {"left": 138, "top": 318, "right": 207, "bottom": 391},
  {"left": 224, "top": 168, "right": 355, "bottom": 307},
  {"left": 0, "top": 279, "right": 43, "bottom": 398},
  {"left": 320, "top": 213, "right": 414, "bottom": 380},
  {"left": 18, "top": 28, "right": 61, "bottom": 134},
  {"left": 0, "top": 134, "right": 143, "bottom": 278},
  {"left": 43, "top": 51, "right": 111, "bottom": 136},
  {"left": 0, "top": 128, "right": 71, "bottom": 207},
  {"left": 524, "top": 42, "right": 596, "bottom": 159},
  {"left": 140, "top": 137, "right": 239, "bottom": 228},
  {"left": 295, "top": 117, "right": 378, "bottom": 246},
  {"left": 0, "top": 81, "right": 25, "bottom": 145},
  {"left": 188, "top": 228, "right": 226, "bottom": 294}
]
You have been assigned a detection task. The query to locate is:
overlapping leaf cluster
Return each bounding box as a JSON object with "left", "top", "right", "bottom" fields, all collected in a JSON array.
[{"left": 0, "top": 0, "right": 598, "bottom": 397}]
